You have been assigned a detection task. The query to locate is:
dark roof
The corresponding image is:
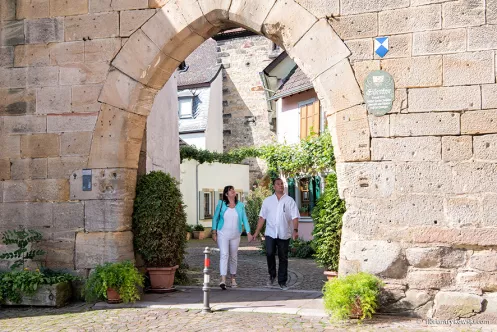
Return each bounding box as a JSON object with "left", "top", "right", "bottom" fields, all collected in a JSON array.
[
  {"left": 177, "top": 38, "right": 221, "bottom": 87},
  {"left": 213, "top": 27, "right": 257, "bottom": 41},
  {"left": 271, "top": 66, "right": 313, "bottom": 100},
  {"left": 178, "top": 87, "right": 210, "bottom": 133},
  {"left": 263, "top": 51, "right": 288, "bottom": 74}
]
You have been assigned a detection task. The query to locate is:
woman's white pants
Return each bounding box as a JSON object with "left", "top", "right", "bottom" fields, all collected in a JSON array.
[{"left": 217, "top": 231, "right": 241, "bottom": 276}]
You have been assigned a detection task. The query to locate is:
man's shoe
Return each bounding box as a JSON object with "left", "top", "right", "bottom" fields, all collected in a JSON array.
[
  {"left": 279, "top": 283, "right": 288, "bottom": 290},
  {"left": 231, "top": 279, "right": 238, "bottom": 288},
  {"left": 266, "top": 276, "right": 275, "bottom": 287},
  {"left": 219, "top": 282, "right": 226, "bottom": 290}
]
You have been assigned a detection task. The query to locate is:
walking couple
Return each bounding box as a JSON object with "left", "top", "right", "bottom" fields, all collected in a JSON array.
[{"left": 211, "top": 178, "right": 300, "bottom": 290}]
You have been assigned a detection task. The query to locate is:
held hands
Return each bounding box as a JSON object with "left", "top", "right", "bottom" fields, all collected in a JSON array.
[
  {"left": 212, "top": 233, "right": 217, "bottom": 242},
  {"left": 247, "top": 233, "right": 253, "bottom": 242}
]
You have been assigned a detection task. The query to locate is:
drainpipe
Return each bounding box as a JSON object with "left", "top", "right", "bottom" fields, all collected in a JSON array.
[{"left": 196, "top": 162, "right": 199, "bottom": 226}]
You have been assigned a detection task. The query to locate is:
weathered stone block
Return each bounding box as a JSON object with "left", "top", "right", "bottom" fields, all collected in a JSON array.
[
  {"left": 85, "top": 200, "right": 134, "bottom": 232},
  {"left": 47, "top": 113, "right": 98, "bottom": 133},
  {"left": 345, "top": 38, "right": 373, "bottom": 62},
  {"left": 295, "top": 0, "right": 339, "bottom": 18},
  {"left": 474, "top": 134, "right": 497, "bottom": 160},
  {"left": 336, "top": 162, "right": 394, "bottom": 199},
  {"left": 406, "top": 247, "right": 441, "bottom": 268},
  {"left": 90, "top": 0, "right": 148, "bottom": 12},
  {"left": 442, "top": 0, "right": 485, "bottom": 29},
  {"left": 341, "top": 241, "right": 407, "bottom": 278},
  {"left": 407, "top": 270, "right": 455, "bottom": 289},
  {"left": 60, "top": 131, "right": 92, "bottom": 156},
  {"left": 413, "top": 29, "right": 466, "bottom": 56},
  {"left": 378, "top": 5, "right": 441, "bottom": 35},
  {"left": 383, "top": 289, "right": 433, "bottom": 312},
  {"left": 64, "top": 12, "right": 119, "bottom": 41},
  {"left": 330, "top": 13, "right": 377, "bottom": 40},
  {"left": 0, "top": 46, "right": 13, "bottom": 66},
  {"left": 197, "top": 0, "right": 231, "bottom": 25},
  {"left": 263, "top": 0, "right": 317, "bottom": 49},
  {"left": 442, "top": 136, "right": 472, "bottom": 162},
  {"left": 50, "top": 0, "right": 88, "bottom": 17},
  {"left": 59, "top": 62, "right": 110, "bottom": 85},
  {"left": 10, "top": 158, "right": 47, "bottom": 180},
  {"left": 482, "top": 194, "right": 497, "bottom": 227},
  {"left": 395, "top": 162, "right": 452, "bottom": 194},
  {"left": 4, "top": 281, "right": 72, "bottom": 307},
  {"left": 0, "top": 88, "right": 35, "bottom": 115},
  {"left": 25, "top": 18, "right": 63, "bottom": 44},
  {"left": 36, "top": 86, "right": 72, "bottom": 114},
  {"left": 409, "top": 86, "right": 481, "bottom": 112},
  {"left": 372, "top": 137, "right": 441, "bottom": 161},
  {"left": 469, "top": 251, "right": 497, "bottom": 272},
  {"left": 70, "top": 168, "right": 137, "bottom": 201},
  {"left": 26, "top": 67, "right": 57, "bottom": 88},
  {"left": 440, "top": 247, "right": 467, "bottom": 268},
  {"left": 0, "top": 159, "right": 10, "bottom": 180},
  {"left": 380, "top": 56, "right": 442, "bottom": 88},
  {"left": 0, "top": 20, "right": 25, "bottom": 46},
  {"left": 48, "top": 156, "right": 88, "bottom": 179},
  {"left": 84, "top": 38, "right": 121, "bottom": 63},
  {"left": 314, "top": 59, "right": 363, "bottom": 113},
  {"left": 0, "top": 134, "right": 20, "bottom": 158},
  {"left": 373, "top": 34, "right": 412, "bottom": 60},
  {"left": 443, "top": 51, "right": 494, "bottom": 86},
  {"left": 326, "top": 105, "right": 370, "bottom": 162},
  {"left": 0, "top": 67, "right": 27, "bottom": 88},
  {"left": 1, "top": 0, "right": 16, "bottom": 20},
  {"left": 468, "top": 24, "right": 497, "bottom": 50},
  {"left": 52, "top": 201, "right": 84, "bottom": 239},
  {"left": 3, "top": 179, "right": 69, "bottom": 202},
  {"left": 88, "top": 104, "right": 146, "bottom": 168},
  {"left": 432, "top": 291, "right": 483, "bottom": 319},
  {"left": 49, "top": 41, "right": 84, "bottom": 65},
  {"left": 482, "top": 84, "right": 497, "bottom": 109},
  {"left": 0, "top": 202, "right": 53, "bottom": 230},
  {"left": 390, "top": 113, "right": 459, "bottom": 137},
  {"left": 368, "top": 114, "right": 389, "bottom": 138},
  {"left": 75, "top": 231, "right": 135, "bottom": 269},
  {"left": 72, "top": 84, "right": 102, "bottom": 113},
  {"left": 291, "top": 19, "right": 350, "bottom": 81},
  {"left": 4, "top": 115, "right": 46, "bottom": 133},
  {"left": 16, "top": 0, "right": 49, "bottom": 19},
  {"left": 462, "top": 109, "right": 497, "bottom": 134},
  {"left": 20, "top": 133, "right": 59, "bottom": 158},
  {"left": 446, "top": 196, "right": 480, "bottom": 227},
  {"left": 229, "top": 0, "right": 276, "bottom": 33},
  {"left": 341, "top": 0, "right": 409, "bottom": 15},
  {"left": 453, "top": 162, "right": 497, "bottom": 194},
  {"left": 14, "top": 44, "right": 50, "bottom": 66},
  {"left": 351, "top": 60, "right": 380, "bottom": 91},
  {"left": 38, "top": 242, "right": 75, "bottom": 270},
  {"left": 120, "top": 9, "right": 156, "bottom": 37}
]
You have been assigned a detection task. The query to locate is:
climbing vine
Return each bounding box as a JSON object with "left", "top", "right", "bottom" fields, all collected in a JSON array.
[{"left": 180, "top": 130, "right": 335, "bottom": 178}]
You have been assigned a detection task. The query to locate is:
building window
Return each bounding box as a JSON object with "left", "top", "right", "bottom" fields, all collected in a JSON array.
[
  {"left": 288, "top": 177, "right": 321, "bottom": 218},
  {"left": 204, "top": 192, "right": 212, "bottom": 218},
  {"left": 299, "top": 99, "right": 320, "bottom": 139},
  {"left": 178, "top": 97, "right": 193, "bottom": 118}
]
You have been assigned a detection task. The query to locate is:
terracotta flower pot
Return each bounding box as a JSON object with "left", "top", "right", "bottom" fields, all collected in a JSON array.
[
  {"left": 349, "top": 297, "right": 363, "bottom": 319},
  {"left": 106, "top": 288, "right": 122, "bottom": 304},
  {"left": 324, "top": 270, "right": 338, "bottom": 281},
  {"left": 147, "top": 265, "right": 179, "bottom": 290},
  {"left": 186, "top": 232, "right": 191, "bottom": 241},
  {"left": 193, "top": 231, "right": 205, "bottom": 240}
]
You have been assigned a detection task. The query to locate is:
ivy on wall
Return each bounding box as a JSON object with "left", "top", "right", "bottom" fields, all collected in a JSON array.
[{"left": 179, "top": 130, "right": 335, "bottom": 178}]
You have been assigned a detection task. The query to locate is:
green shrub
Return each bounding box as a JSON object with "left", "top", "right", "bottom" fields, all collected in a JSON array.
[
  {"left": 133, "top": 171, "right": 187, "bottom": 267},
  {"left": 246, "top": 184, "right": 271, "bottom": 236},
  {"left": 193, "top": 224, "right": 204, "bottom": 231},
  {"left": 311, "top": 173, "right": 345, "bottom": 271},
  {"left": 289, "top": 238, "right": 315, "bottom": 258},
  {"left": 83, "top": 261, "right": 144, "bottom": 303},
  {"left": 0, "top": 229, "right": 45, "bottom": 270},
  {"left": 186, "top": 224, "right": 194, "bottom": 233},
  {"left": 323, "top": 272, "right": 383, "bottom": 322}
]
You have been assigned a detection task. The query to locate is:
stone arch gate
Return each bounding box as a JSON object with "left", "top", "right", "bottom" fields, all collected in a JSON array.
[{"left": 1, "top": 0, "right": 497, "bottom": 320}]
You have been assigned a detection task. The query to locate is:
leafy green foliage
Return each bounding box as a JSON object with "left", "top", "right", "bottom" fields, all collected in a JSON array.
[
  {"left": 133, "top": 171, "right": 187, "bottom": 267},
  {"left": 311, "top": 173, "right": 345, "bottom": 271},
  {"left": 83, "top": 261, "right": 144, "bottom": 303},
  {"left": 289, "top": 238, "right": 315, "bottom": 259},
  {"left": 186, "top": 224, "right": 193, "bottom": 233},
  {"left": 0, "top": 229, "right": 45, "bottom": 270},
  {"left": 180, "top": 145, "right": 259, "bottom": 164},
  {"left": 323, "top": 272, "right": 383, "bottom": 322},
  {"left": 193, "top": 224, "right": 204, "bottom": 231},
  {"left": 245, "top": 185, "right": 271, "bottom": 236},
  {"left": 0, "top": 269, "right": 78, "bottom": 304}
]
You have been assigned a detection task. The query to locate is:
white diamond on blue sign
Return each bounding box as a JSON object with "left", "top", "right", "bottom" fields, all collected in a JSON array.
[{"left": 374, "top": 37, "right": 389, "bottom": 58}]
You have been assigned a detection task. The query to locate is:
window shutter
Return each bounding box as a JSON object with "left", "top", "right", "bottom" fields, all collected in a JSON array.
[
  {"left": 312, "top": 100, "right": 320, "bottom": 135},
  {"left": 199, "top": 191, "right": 205, "bottom": 220},
  {"left": 300, "top": 106, "right": 307, "bottom": 139},
  {"left": 287, "top": 178, "right": 296, "bottom": 199}
]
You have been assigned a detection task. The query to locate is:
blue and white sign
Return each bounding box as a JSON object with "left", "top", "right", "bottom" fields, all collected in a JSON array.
[{"left": 374, "top": 37, "right": 389, "bottom": 58}]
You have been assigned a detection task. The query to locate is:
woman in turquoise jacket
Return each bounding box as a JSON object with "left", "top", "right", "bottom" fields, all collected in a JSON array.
[{"left": 212, "top": 185, "right": 253, "bottom": 290}]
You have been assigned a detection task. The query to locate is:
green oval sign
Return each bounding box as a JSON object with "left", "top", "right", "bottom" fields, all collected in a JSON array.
[{"left": 364, "top": 70, "right": 395, "bottom": 116}]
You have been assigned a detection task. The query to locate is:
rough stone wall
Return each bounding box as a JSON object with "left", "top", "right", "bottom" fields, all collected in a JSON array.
[
  {"left": 217, "top": 34, "right": 276, "bottom": 184},
  {"left": 0, "top": 0, "right": 495, "bottom": 320}
]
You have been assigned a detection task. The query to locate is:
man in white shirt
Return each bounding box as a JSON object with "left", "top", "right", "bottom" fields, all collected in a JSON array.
[{"left": 252, "top": 178, "right": 300, "bottom": 290}]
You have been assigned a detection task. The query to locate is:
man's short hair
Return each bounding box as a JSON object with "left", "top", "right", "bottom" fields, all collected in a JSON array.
[{"left": 272, "top": 177, "right": 283, "bottom": 185}]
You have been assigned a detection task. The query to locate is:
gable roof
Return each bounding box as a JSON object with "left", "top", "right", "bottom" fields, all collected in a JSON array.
[
  {"left": 177, "top": 38, "right": 222, "bottom": 88},
  {"left": 270, "top": 66, "right": 313, "bottom": 100}
]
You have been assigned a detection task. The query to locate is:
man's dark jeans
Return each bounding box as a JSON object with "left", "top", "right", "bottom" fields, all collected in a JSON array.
[{"left": 265, "top": 236, "right": 290, "bottom": 285}]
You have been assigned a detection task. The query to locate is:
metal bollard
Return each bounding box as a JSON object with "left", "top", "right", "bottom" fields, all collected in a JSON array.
[{"left": 202, "top": 246, "right": 219, "bottom": 314}]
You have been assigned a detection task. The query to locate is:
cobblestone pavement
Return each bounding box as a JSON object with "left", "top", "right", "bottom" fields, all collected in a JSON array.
[
  {"left": 184, "top": 238, "right": 326, "bottom": 291},
  {"left": 0, "top": 304, "right": 494, "bottom": 332}
]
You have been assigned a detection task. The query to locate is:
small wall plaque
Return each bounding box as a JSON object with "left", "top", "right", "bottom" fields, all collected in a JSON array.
[
  {"left": 82, "top": 169, "right": 92, "bottom": 191},
  {"left": 364, "top": 70, "right": 395, "bottom": 116}
]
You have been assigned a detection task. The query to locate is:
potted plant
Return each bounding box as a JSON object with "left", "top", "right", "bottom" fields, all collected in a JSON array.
[
  {"left": 0, "top": 229, "right": 77, "bottom": 307},
  {"left": 133, "top": 171, "right": 188, "bottom": 291},
  {"left": 299, "top": 205, "right": 309, "bottom": 217},
  {"left": 185, "top": 224, "right": 193, "bottom": 241},
  {"left": 311, "top": 173, "right": 345, "bottom": 281},
  {"left": 83, "top": 261, "right": 143, "bottom": 304},
  {"left": 193, "top": 224, "right": 205, "bottom": 240},
  {"left": 323, "top": 272, "right": 383, "bottom": 322}
]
